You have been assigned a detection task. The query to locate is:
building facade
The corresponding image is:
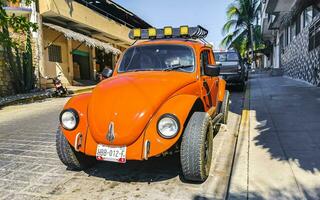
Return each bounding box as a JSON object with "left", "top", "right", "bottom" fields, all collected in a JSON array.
[
  {"left": 261, "top": 0, "right": 320, "bottom": 86},
  {"left": 0, "top": 46, "right": 14, "bottom": 97},
  {"left": 3, "top": 0, "right": 151, "bottom": 90}
]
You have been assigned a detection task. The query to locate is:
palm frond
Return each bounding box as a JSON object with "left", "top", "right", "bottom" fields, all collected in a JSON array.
[
  {"left": 222, "top": 19, "right": 238, "bottom": 35},
  {"left": 221, "top": 33, "right": 234, "bottom": 48},
  {"left": 226, "top": 4, "right": 240, "bottom": 19}
]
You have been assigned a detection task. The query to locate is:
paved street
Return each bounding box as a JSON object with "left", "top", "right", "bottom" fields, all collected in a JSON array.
[
  {"left": 228, "top": 73, "right": 320, "bottom": 199},
  {"left": 0, "top": 91, "right": 243, "bottom": 200}
]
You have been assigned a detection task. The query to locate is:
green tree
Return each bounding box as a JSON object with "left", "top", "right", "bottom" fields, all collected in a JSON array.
[
  {"left": 0, "top": 0, "right": 37, "bottom": 93},
  {"left": 221, "top": 0, "right": 261, "bottom": 62}
]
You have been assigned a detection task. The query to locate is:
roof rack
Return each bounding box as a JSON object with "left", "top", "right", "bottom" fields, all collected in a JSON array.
[{"left": 129, "top": 25, "right": 209, "bottom": 40}]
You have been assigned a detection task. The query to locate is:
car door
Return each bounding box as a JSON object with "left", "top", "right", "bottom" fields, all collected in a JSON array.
[
  {"left": 208, "top": 50, "right": 219, "bottom": 107},
  {"left": 200, "top": 49, "right": 217, "bottom": 110}
]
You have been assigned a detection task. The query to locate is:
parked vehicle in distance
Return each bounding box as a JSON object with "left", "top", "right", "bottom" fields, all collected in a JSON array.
[
  {"left": 214, "top": 50, "right": 247, "bottom": 91},
  {"left": 45, "top": 72, "right": 68, "bottom": 97},
  {"left": 56, "top": 26, "right": 230, "bottom": 182}
]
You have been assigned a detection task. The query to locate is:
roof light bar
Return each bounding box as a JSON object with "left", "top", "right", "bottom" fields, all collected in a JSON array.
[{"left": 129, "top": 25, "right": 208, "bottom": 40}]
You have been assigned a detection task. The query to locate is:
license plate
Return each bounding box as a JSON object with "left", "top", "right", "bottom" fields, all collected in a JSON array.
[{"left": 96, "top": 144, "right": 126, "bottom": 163}]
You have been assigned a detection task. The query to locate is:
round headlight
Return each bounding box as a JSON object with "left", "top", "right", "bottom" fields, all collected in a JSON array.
[
  {"left": 60, "top": 109, "right": 79, "bottom": 130},
  {"left": 157, "top": 114, "right": 180, "bottom": 139}
]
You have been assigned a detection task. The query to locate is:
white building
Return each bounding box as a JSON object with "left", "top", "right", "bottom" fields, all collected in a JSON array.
[{"left": 261, "top": 0, "right": 320, "bottom": 85}]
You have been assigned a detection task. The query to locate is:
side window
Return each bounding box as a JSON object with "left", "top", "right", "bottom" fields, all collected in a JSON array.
[{"left": 200, "top": 50, "right": 210, "bottom": 75}]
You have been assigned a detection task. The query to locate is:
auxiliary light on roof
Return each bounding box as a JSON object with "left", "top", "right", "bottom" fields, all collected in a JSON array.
[
  {"left": 133, "top": 28, "right": 141, "bottom": 39},
  {"left": 129, "top": 25, "right": 208, "bottom": 40},
  {"left": 180, "top": 26, "right": 189, "bottom": 36},
  {"left": 148, "top": 28, "right": 157, "bottom": 38},
  {"left": 163, "top": 26, "right": 173, "bottom": 37}
]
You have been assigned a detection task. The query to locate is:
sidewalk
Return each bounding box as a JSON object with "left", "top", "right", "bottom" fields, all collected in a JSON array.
[
  {"left": 228, "top": 73, "right": 320, "bottom": 199},
  {"left": 0, "top": 85, "right": 95, "bottom": 108}
]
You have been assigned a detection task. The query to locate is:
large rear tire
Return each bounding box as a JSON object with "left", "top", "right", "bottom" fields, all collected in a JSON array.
[
  {"left": 180, "top": 112, "right": 213, "bottom": 182},
  {"left": 56, "top": 128, "right": 96, "bottom": 170}
]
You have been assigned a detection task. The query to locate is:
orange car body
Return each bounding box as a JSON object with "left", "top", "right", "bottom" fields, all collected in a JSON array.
[{"left": 61, "top": 39, "right": 226, "bottom": 161}]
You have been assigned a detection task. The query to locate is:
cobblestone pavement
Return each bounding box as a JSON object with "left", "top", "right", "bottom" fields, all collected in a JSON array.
[{"left": 0, "top": 91, "right": 243, "bottom": 200}]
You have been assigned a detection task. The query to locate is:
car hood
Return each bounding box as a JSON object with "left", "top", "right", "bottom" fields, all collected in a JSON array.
[{"left": 88, "top": 71, "right": 196, "bottom": 146}]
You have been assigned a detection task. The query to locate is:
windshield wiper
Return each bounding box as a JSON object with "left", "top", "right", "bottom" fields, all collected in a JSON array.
[{"left": 164, "top": 65, "right": 193, "bottom": 71}]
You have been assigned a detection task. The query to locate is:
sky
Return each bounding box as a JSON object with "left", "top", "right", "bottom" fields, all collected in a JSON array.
[{"left": 113, "top": 0, "right": 233, "bottom": 49}]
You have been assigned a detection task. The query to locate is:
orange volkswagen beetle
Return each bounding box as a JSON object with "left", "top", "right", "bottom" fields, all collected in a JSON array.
[{"left": 56, "top": 26, "right": 230, "bottom": 182}]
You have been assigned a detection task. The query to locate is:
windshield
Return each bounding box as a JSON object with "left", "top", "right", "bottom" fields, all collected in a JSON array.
[
  {"left": 214, "top": 52, "right": 239, "bottom": 62},
  {"left": 118, "top": 45, "right": 195, "bottom": 73}
]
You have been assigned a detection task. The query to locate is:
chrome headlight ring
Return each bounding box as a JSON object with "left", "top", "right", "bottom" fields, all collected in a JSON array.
[
  {"left": 59, "top": 109, "right": 79, "bottom": 131},
  {"left": 157, "top": 114, "right": 180, "bottom": 139}
]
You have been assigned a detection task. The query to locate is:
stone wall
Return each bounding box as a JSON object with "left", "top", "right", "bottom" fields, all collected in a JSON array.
[
  {"left": 281, "top": 16, "right": 320, "bottom": 86},
  {"left": 0, "top": 49, "right": 14, "bottom": 97}
]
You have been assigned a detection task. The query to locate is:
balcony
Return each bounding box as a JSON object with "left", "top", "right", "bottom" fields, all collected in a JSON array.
[
  {"left": 266, "top": 0, "right": 295, "bottom": 13},
  {"left": 73, "top": 0, "right": 151, "bottom": 29},
  {"left": 38, "top": 0, "right": 135, "bottom": 47}
]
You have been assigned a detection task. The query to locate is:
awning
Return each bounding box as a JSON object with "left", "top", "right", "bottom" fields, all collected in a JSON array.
[{"left": 43, "top": 23, "right": 122, "bottom": 55}]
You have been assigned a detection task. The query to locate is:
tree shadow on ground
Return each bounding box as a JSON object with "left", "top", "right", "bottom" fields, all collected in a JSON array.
[
  {"left": 250, "top": 75, "right": 320, "bottom": 173},
  {"left": 226, "top": 184, "right": 320, "bottom": 200}
]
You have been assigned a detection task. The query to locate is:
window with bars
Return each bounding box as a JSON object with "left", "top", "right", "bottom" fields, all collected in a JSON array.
[
  {"left": 304, "top": 6, "right": 313, "bottom": 27},
  {"left": 309, "top": 18, "right": 320, "bottom": 51},
  {"left": 48, "top": 45, "right": 62, "bottom": 63}
]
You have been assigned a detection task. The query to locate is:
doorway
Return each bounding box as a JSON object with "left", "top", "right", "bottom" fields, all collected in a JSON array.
[
  {"left": 95, "top": 49, "right": 114, "bottom": 72},
  {"left": 72, "top": 50, "right": 90, "bottom": 80}
]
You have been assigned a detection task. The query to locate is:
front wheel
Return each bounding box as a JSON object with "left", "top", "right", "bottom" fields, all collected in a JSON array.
[
  {"left": 180, "top": 112, "right": 213, "bottom": 182},
  {"left": 56, "top": 128, "right": 96, "bottom": 170}
]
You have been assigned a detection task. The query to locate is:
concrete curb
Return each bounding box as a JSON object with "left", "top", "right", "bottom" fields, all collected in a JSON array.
[
  {"left": 0, "top": 92, "right": 52, "bottom": 108},
  {"left": 0, "top": 86, "right": 95, "bottom": 109},
  {"left": 200, "top": 86, "right": 249, "bottom": 199},
  {"left": 225, "top": 81, "right": 251, "bottom": 199}
]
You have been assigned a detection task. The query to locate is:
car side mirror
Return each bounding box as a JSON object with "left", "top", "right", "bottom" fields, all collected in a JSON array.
[
  {"left": 101, "top": 68, "right": 113, "bottom": 78},
  {"left": 204, "top": 64, "right": 221, "bottom": 76}
]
